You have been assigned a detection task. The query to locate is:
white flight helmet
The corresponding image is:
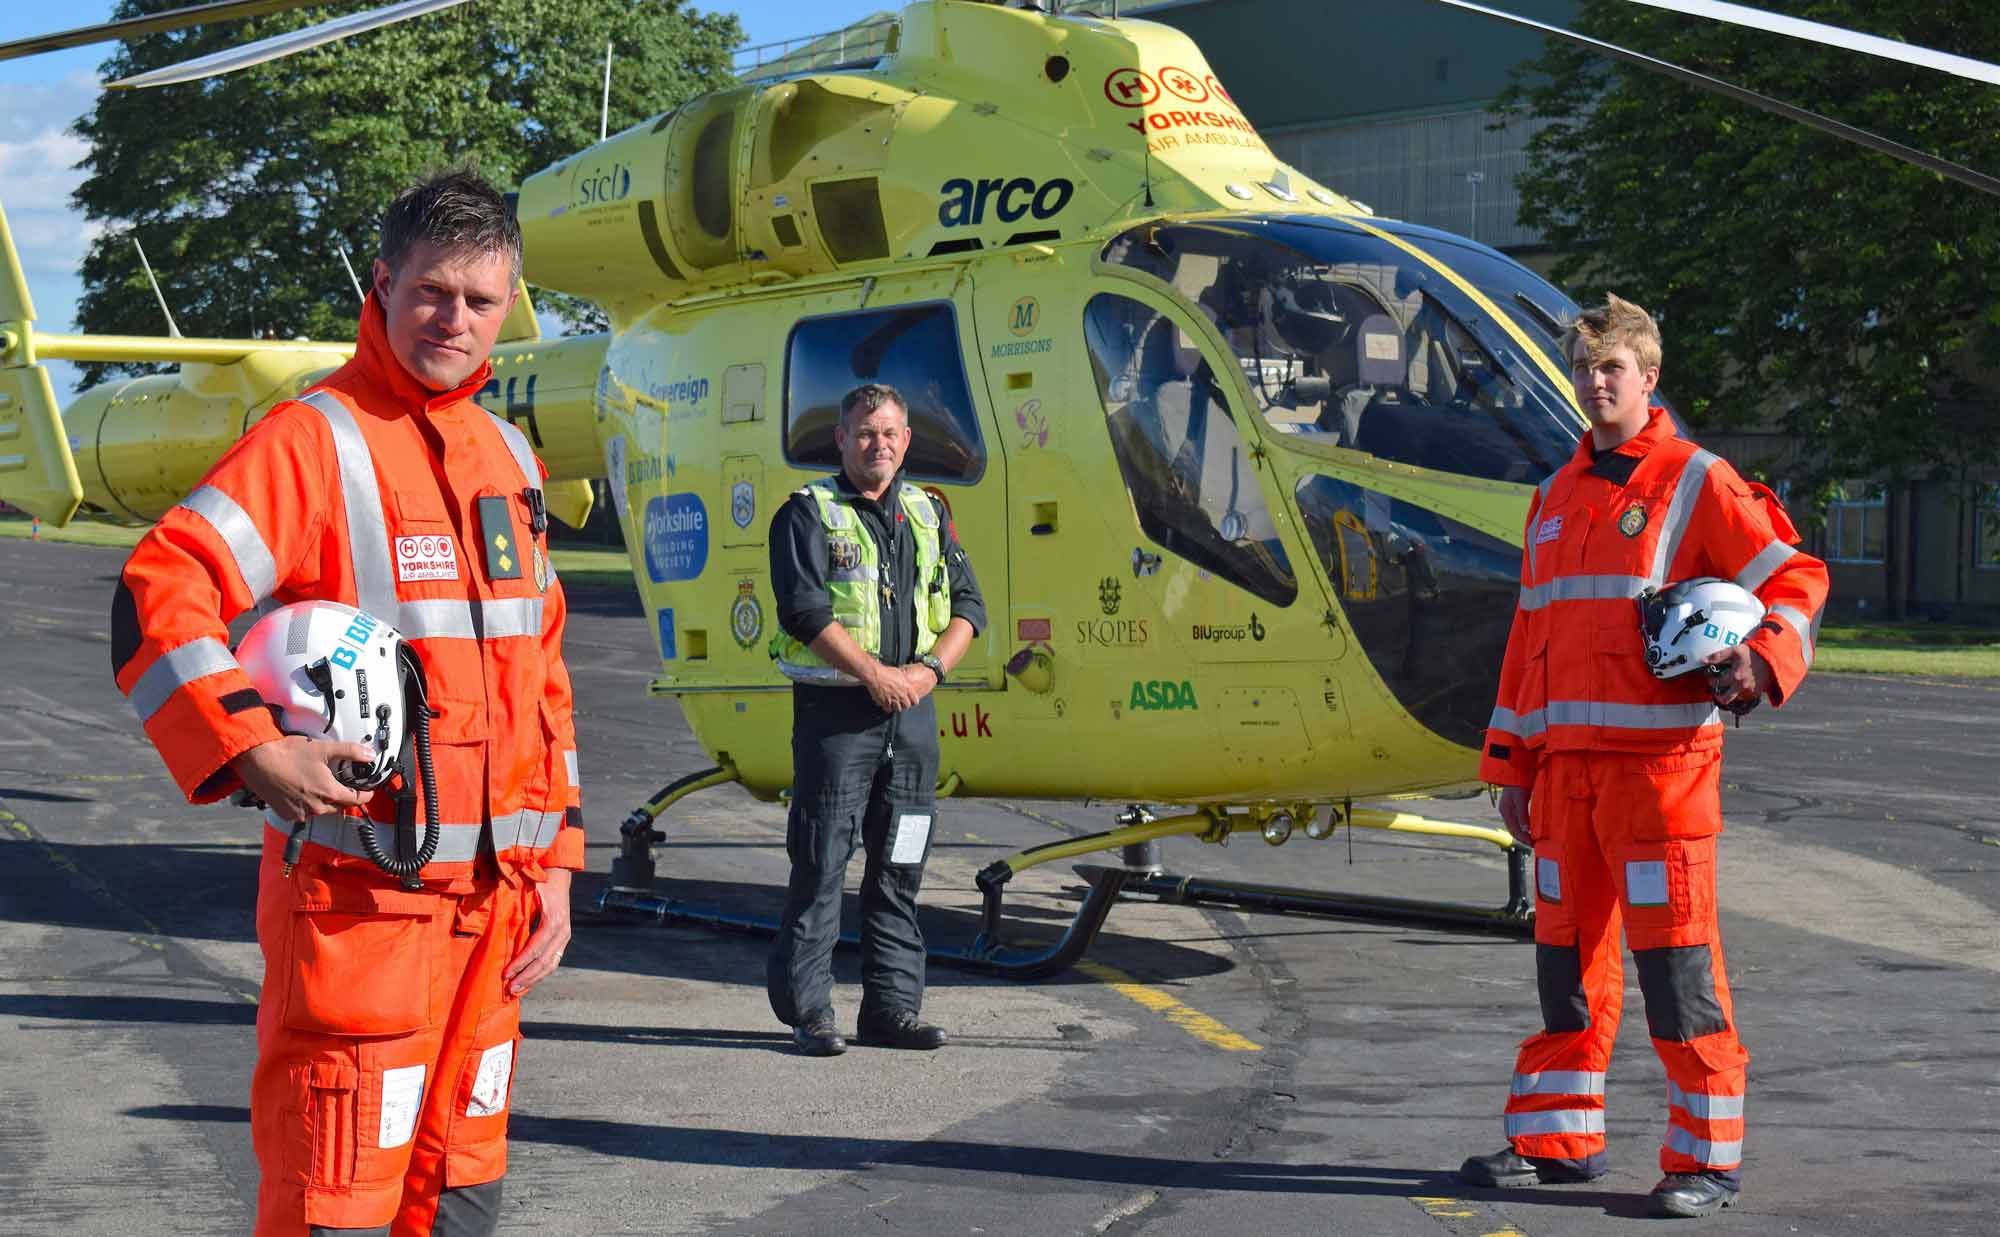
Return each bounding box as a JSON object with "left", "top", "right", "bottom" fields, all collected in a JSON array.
[
  {"left": 1637, "top": 577, "right": 1767, "bottom": 680},
  {"left": 236, "top": 601, "right": 406, "bottom": 788}
]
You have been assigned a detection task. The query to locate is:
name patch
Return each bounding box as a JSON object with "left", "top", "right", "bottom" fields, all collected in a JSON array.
[
  {"left": 1535, "top": 515, "right": 1564, "bottom": 546},
  {"left": 395, "top": 535, "right": 460, "bottom": 582}
]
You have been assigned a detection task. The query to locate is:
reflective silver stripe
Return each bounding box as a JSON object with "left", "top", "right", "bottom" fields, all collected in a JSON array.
[
  {"left": 266, "top": 810, "right": 484, "bottom": 865},
  {"left": 491, "top": 807, "right": 566, "bottom": 851},
  {"left": 1520, "top": 574, "right": 1649, "bottom": 611},
  {"left": 1665, "top": 1125, "right": 1742, "bottom": 1166},
  {"left": 1546, "top": 699, "right": 1721, "bottom": 730},
  {"left": 825, "top": 563, "right": 880, "bottom": 584},
  {"left": 1648, "top": 449, "right": 1718, "bottom": 586},
  {"left": 487, "top": 412, "right": 542, "bottom": 491},
  {"left": 1513, "top": 1070, "right": 1607, "bottom": 1097},
  {"left": 563, "top": 750, "right": 579, "bottom": 787},
  {"left": 130, "top": 637, "right": 241, "bottom": 723},
  {"left": 1668, "top": 1083, "right": 1745, "bottom": 1121},
  {"left": 180, "top": 485, "right": 278, "bottom": 602},
  {"left": 1505, "top": 1109, "right": 1605, "bottom": 1137},
  {"left": 300, "top": 391, "right": 398, "bottom": 622},
  {"left": 1488, "top": 705, "right": 1546, "bottom": 739},
  {"left": 397, "top": 597, "right": 545, "bottom": 641},
  {"left": 477, "top": 597, "right": 544, "bottom": 639},
  {"left": 775, "top": 659, "right": 862, "bottom": 686},
  {"left": 1769, "top": 603, "right": 1816, "bottom": 666},
  {"left": 1734, "top": 538, "right": 1797, "bottom": 592}
]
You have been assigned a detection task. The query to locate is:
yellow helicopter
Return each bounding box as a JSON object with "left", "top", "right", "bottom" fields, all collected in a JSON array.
[{"left": 4, "top": 0, "right": 1994, "bottom": 976}]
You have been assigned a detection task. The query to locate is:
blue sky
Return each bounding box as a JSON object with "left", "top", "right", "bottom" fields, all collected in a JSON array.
[{"left": 0, "top": 1, "right": 893, "bottom": 392}]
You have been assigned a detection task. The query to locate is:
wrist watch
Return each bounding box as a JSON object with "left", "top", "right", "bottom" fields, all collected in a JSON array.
[{"left": 918, "top": 653, "right": 945, "bottom": 683}]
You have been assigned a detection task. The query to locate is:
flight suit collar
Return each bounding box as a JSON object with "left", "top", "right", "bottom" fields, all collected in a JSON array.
[
  {"left": 1549, "top": 407, "right": 1675, "bottom": 502},
  {"left": 352, "top": 292, "right": 494, "bottom": 418},
  {"left": 1571, "top": 406, "right": 1675, "bottom": 467}
]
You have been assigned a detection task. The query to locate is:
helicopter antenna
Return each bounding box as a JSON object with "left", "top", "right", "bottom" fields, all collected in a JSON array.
[
  {"left": 599, "top": 41, "right": 613, "bottom": 142},
  {"left": 333, "top": 242, "right": 365, "bottom": 304},
  {"left": 131, "top": 237, "right": 182, "bottom": 338}
]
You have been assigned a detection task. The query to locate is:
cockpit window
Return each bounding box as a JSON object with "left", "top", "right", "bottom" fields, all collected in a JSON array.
[
  {"left": 1083, "top": 292, "right": 1298, "bottom": 607},
  {"left": 1103, "top": 218, "right": 1584, "bottom": 485}
]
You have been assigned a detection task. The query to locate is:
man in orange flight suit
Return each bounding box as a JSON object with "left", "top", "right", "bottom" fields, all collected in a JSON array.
[
  {"left": 112, "top": 170, "right": 584, "bottom": 1236},
  {"left": 1459, "top": 295, "right": 1827, "bottom": 1219}
]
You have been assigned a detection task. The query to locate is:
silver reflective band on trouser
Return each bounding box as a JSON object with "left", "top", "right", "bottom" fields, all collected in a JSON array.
[
  {"left": 299, "top": 390, "right": 400, "bottom": 623},
  {"left": 1668, "top": 1082, "right": 1745, "bottom": 1121},
  {"left": 1647, "top": 449, "right": 1719, "bottom": 587},
  {"left": 1512, "top": 1070, "right": 1607, "bottom": 1097},
  {"left": 180, "top": 485, "right": 277, "bottom": 603},
  {"left": 1769, "top": 603, "right": 1817, "bottom": 666},
  {"left": 1519, "top": 574, "right": 1649, "bottom": 611},
  {"left": 131, "top": 637, "right": 240, "bottom": 723},
  {"left": 267, "top": 810, "right": 483, "bottom": 865},
  {"left": 1504, "top": 1108, "right": 1606, "bottom": 1138},
  {"left": 397, "top": 597, "right": 545, "bottom": 641},
  {"left": 774, "top": 659, "right": 862, "bottom": 686},
  {"left": 1665, "top": 1124, "right": 1743, "bottom": 1166},
  {"left": 1734, "top": 538, "right": 1797, "bottom": 593}
]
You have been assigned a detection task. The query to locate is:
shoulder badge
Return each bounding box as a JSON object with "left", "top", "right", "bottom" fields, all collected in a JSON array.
[{"left": 1618, "top": 503, "right": 1649, "bottom": 537}]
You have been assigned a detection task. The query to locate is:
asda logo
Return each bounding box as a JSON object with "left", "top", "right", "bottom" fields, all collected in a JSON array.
[
  {"left": 1129, "top": 679, "right": 1198, "bottom": 711},
  {"left": 938, "top": 176, "right": 1074, "bottom": 228}
]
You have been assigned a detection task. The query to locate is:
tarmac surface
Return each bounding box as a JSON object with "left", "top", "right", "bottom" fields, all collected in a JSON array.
[{"left": 1, "top": 534, "right": 1996, "bottom": 1236}]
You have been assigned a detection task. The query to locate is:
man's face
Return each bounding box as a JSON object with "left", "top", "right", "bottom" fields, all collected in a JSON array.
[
  {"left": 1570, "top": 338, "right": 1658, "bottom": 431},
  {"left": 372, "top": 238, "right": 518, "bottom": 392},
  {"left": 835, "top": 402, "right": 911, "bottom": 491}
]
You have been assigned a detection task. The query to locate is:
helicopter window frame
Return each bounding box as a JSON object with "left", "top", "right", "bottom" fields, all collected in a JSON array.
[{"left": 780, "top": 299, "right": 988, "bottom": 485}]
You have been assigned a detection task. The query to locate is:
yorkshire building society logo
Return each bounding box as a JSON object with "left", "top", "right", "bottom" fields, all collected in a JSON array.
[
  {"left": 730, "top": 579, "right": 764, "bottom": 650},
  {"left": 731, "top": 479, "right": 755, "bottom": 531},
  {"left": 1098, "top": 576, "right": 1121, "bottom": 616}
]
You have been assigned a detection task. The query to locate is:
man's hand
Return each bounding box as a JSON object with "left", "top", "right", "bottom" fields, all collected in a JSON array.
[
  {"left": 1498, "top": 785, "right": 1532, "bottom": 848},
  {"left": 230, "top": 736, "right": 377, "bottom": 821},
  {"left": 900, "top": 663, "right": 938, "bottom": 704},
  {"left": 1703, "top": 643, "right": 1772, "bottom": 713},
  {"left": 863, "top": 661, "right": 924, "bottom": 713},
  {"left": 504, "top": 868, "right": 571, "bottom": 998}
]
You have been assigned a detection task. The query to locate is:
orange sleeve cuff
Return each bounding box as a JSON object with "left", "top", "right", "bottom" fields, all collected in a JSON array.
[{"left": 545, "top": 822, "right": 587, "bottom": 871}]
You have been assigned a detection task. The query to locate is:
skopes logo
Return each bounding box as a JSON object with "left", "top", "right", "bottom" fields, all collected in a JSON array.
[
  {"left": 1077, "top": 618, "right": 1148, "bottom": 648},
  {"left": 328, "top": 610, "right": 380, "bottom": 670},
  {"left": 643, "top": 493, "right": 709, "bottom": 583},
  {"left": 572, "top": 160, "right": 632, "bottom": 209},
  {"left": 938, "top": 176, "right": 1075, "bottom": 228}
]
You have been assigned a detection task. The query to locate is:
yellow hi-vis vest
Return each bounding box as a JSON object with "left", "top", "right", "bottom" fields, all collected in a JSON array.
[{"left": 770, "top": 478, "right": 951, "bottom": 685}]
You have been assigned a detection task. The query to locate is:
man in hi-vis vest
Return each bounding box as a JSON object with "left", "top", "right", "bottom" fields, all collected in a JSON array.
[{"left": 767, "top": 382, "right": 985, "bottom": 1056}]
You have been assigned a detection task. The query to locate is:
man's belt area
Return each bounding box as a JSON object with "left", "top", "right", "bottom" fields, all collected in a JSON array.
[
  {"left": 775, "top": 659, "right": 863, "bottom": 686},
  {"left": 263, "top": 808, "right": 565, "bottom": 863}
]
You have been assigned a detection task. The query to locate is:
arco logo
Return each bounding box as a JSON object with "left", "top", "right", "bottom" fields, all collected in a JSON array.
[{"left": 938, "top": 177, "right": 1074, "bottom": 228}]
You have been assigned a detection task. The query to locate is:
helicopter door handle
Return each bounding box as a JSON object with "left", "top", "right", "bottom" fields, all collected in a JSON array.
[{"left": 1028, "top": 500, "right": 1058, "bottom": 536}]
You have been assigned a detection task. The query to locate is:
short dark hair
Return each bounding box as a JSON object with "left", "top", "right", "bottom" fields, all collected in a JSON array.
[
  {"left": 839, "top": 382, "right": 908, "bottom": 427},
  {"left": 378, "top": 166, "right": 523, "bottom": 283}
]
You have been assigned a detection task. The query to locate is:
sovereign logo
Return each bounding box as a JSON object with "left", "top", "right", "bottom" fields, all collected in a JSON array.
[{"left": 1129, "top": 679, "right": 1198, "bottom": 711}]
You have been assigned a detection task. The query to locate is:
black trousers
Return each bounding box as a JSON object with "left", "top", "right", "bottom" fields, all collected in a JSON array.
[{"left": 767, "top": 689, "right": 939, "bottom": 1027}]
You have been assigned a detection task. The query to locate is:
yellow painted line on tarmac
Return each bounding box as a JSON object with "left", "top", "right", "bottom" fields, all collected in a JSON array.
[{"left": 1075, "top": 959, "right": 1261, "bottom": 1052}]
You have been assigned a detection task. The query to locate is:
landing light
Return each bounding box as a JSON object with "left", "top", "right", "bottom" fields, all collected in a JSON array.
[
  {"left": 1303, "top": 810, "right": 1337, "bottom": 841},
  {"left": 1261, "top": 812, "right": 1294, "bottom": 846}
]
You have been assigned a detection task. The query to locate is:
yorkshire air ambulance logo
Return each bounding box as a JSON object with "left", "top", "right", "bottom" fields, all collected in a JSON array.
[
  {"left": 730, "top": 479, "right": 755, "bottom": 531},
  {"left": 1618, "top": 503, "right": 1649, "bottom": 537},
  {"left": 730, "top": 579, "right": 763, "bottom": 650}
]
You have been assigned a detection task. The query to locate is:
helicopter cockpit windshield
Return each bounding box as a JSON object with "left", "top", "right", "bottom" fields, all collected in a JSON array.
[{"left": 1102, "top": 217, "right": 1585, "bottom": 484}]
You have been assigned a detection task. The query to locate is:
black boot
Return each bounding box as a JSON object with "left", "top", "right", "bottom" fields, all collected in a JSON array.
[
  {"left": 1647, "top": 1172, "right": 1739, "bottom": 1218},
  {"left": 1459, "top": 1147, "right": 1606, "bottom": 1188},
  {"left": 791, "top": 1011, "right": 847, "bottom": 1057},
  {"left": 856, "top": 1008, "right": 948, "bottom": 1050}
]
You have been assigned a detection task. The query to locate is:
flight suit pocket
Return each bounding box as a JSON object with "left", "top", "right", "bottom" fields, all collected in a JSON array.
[
  {"left": 284, "top": 887, "right": 446, "bottom": 1035},
  {"left": 1619, "top": 751, "right": 1722, "bottom": 841},
  {"left": 1621, "top": 836, "right": 1718, "bottom": 952},
  {"left": 305, "top": 1060, "right": 358, "bottom": 1189},
  {"left": 447, "top": 1002, "right": 523, "bottom": 1187}
]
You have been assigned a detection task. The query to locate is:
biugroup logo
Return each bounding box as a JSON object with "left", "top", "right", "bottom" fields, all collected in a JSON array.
[{"left": 939, "top": 177, "right": 1074, "bottom": 228}]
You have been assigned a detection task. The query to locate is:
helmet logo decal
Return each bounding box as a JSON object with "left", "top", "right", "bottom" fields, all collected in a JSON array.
[{"left": 1617, "top": 504, "right": 1648, "bottom": 537}]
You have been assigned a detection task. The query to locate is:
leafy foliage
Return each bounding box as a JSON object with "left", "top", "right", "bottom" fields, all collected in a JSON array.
[
  {"left": 70, "top": 0, "right": 739, "bottom": 386},
  {"left": 1498, "top": 0, "right": 2000, "bottom": 498}
]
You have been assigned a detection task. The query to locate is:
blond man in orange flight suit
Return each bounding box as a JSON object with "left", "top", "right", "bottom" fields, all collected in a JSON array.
[
  {"left": 1459, "top": 295, "right": 1828, "bottom": 1219},
  {"left": 113, "top": 170, "right": 584, "bottom": 1236}
]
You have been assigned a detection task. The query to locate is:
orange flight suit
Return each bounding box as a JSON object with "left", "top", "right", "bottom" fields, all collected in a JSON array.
[
  {"left": 113, "top": 294, "right": 585, "bottom": 1234},
  {"left": 1480, "top": 408, "right": 1827, "bottom": 1180}
]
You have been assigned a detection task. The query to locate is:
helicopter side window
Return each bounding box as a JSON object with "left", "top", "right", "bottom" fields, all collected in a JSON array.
[
  {"left": 1083, "top": 293, "right": 1298, "bottom": 608},
  {"left": 783, "top": 302, "right": 986, "bottom": 483}
]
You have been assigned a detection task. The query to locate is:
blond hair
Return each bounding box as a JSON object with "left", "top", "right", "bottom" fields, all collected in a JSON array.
[{"left": 1565, "top": 293, "right": 1662, "bottom": 373}]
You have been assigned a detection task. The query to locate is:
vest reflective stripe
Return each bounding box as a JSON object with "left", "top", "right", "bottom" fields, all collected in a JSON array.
[
  {"left": 1520, "top": 574, "right": 1649, "bottom": 611},
  {"left": 1488, "top": 704, "right": 1545, "bottom": 739},
  {"left": 1505, "top": 1108, "right": 1605, "bottom": 1138},
  {"left": 300, "top": 390, "right": 399, "bottom": 623},
  {"left": 396, "top": 597, "right": 545, "bottom": 641},
  {"left": 132, "top": 636, "right": 240, "bottom": 723},
  {"left": 1512, "top": 1070, "right": 1607, "bottom": 1097},
  {"left": 266, "top": 807, "right": 565, "bottom": 863},
  {"left": 1647, "top": 448, "right": 1718, "bottom": 586},
  {"left": 1664, "top": 1125, "right": 1742, "bottom": 1167},
  {"left": 180, "top": 485, "right": 277, "bottom": 603},
  {"left": 487, "top": 413, "right": 540, "bottom": 492},
  {"left": 1668, "top": 1082, "right": 1745, "bottom": 1121},
  {"left": 1734, "top": 538, "right": 1797, "bottom": 592},
  {"left": 826, "top": 561, "right": 880, "bottom": 585},
  {"left": 1768, "top": 603, "right": 1817, "bottom": 666}
]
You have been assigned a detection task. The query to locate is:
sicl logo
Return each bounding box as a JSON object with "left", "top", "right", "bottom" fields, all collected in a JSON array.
[{"left": 572, "top": 161, "right": 632, "bottom": 208}]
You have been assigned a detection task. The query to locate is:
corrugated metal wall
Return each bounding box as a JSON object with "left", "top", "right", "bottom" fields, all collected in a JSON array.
[{"left": 1268, "top": 110, "right": 1556, "bottom": 251}]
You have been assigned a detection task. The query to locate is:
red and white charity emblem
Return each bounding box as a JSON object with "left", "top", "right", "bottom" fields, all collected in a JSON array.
[{"left": 396, "top": 535, "right": 460, "bottom": 582}]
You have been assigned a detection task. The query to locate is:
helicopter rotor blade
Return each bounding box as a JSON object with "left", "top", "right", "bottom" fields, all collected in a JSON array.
[
  {"left": 109, "top": 0, "right": 471, "bottom": 90},
  {"left": 1620, "top": 0, "right": 2000, "bottom": 87},
  {"left": 0, "top": 0, "right": 319, "bottom": 64},
  {"left": 1427, "top": 0, "right": 2000, "bottom": 198}
]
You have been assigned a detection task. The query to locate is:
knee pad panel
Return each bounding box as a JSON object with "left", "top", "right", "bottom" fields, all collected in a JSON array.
[
  {"left": 1635, "top": 943, "right": 1728, "bottom": 1041},
  {"left": 1536, "top": 943, "right": 1590, "bottom": 1033}
]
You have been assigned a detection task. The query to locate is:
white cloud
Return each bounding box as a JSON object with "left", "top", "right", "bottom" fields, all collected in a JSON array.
[{"left": 0, "top": 72, "right": 100, "bottom": 394}]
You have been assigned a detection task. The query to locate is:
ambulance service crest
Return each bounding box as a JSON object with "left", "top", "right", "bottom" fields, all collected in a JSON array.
[
  {"left": 1618, "top": 504, "right": 1649, "bottom": 537},
  {"left": 730, "top": 578, "right": 764, "bottom": 649},
  {"left": 829, "top": 535, "right": 863, "bottom": 574}
]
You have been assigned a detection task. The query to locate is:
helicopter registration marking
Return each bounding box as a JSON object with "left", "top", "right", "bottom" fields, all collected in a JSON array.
[{"left": 1076, "top": 960, "right": 1260, "bottom": 1052}]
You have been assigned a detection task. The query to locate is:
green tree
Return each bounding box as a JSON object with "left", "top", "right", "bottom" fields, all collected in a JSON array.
[
  {"left": 1500, "top": 1, "right": 2000, "bottom": 511},
  {"left": 70, "top": 0, "right": 740, "bottom": 385}
]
